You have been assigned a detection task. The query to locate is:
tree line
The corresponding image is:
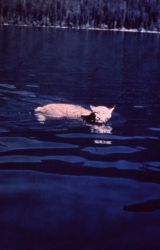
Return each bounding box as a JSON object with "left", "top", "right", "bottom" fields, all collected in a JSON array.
[{"left": 0, "top": 0, "right": 159, "bottom": 31}]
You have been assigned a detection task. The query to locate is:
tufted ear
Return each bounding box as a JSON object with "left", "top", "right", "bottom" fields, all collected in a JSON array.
[
  {"left": 110, "top": 105, "right": 116, "bottom": 113},
  {"left": 90, "top": 105, "right": 97, "bottom": 111}
]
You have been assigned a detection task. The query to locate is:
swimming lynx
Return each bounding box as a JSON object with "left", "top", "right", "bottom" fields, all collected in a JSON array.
[{"left": 35, "top": 103, "right": 115, "bottom": 124}]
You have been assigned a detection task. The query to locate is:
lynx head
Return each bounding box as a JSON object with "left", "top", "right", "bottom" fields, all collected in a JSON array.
[{"left": 90, "top": 105, "right": 115, "bottom": 123}]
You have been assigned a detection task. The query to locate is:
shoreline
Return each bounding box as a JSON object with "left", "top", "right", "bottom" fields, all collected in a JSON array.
[{"left": 1, "top": 23, "right": 160, "bottom": 35}]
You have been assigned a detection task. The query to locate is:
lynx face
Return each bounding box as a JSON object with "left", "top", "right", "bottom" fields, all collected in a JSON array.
[{"left": 90, "top": 105, "right": 115, "bottom": 123}]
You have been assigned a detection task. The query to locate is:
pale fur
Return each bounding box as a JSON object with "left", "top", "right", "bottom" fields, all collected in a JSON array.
[
  {"left": 35, "top": 103, "right": 90, "bottom": 118},
  {"left": 35, "top": 103, "right": 115, "bottom": 124},
  {"left": 90, "top": 105, "right": 115, "bottom": 123}
]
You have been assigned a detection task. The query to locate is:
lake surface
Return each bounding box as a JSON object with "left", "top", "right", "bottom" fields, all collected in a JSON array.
[{"left": 0, "top": 26, "right": 160, "bottom": 250}]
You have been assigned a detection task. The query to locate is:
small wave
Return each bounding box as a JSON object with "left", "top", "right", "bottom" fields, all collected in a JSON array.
[
  {"left": 0, "top": 88, "right": 36, "bottom": 98},
  {"left": 26, "top": 84, "right": 39, "bottom": 88},
  {"left": 0, "top": 83, "right": 16, "bottom": 89},
  {"left": 82, "top": 146, "right": 146, "bottom": 155},
  {"left": 133, "top": 105, "right": 145, "bottom": 109},
  {"left": 124, "top": 199, "right": 160, "bottom": 212},
  {"left": 148, "top": 127, "right": 160, "bottom": 132},
  {"left": 145, "top": 162, "right": 160, "bottom": 172},
  {"left": 56, "top": 133, "right": 158, "bottom": 140},
  {"left": 0, "top": 137, "right": 79, "bottom": 153},
  {"left": 0, "top": 127, "right": 9, "bottom": 133},
  {"left": 15, "top": 90, "right": 36, "bottom": 98},
  {"left": 0, "top": 155, "right": 142, "bottom": 170}
]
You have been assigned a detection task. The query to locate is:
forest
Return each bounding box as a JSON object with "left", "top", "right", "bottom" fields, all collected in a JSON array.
[{"left": 0, "top": 0, "right": 159, "bottom": 31}]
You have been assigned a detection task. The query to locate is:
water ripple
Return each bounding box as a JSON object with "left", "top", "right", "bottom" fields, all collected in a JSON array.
[
  {"left": 145, "top": 162, "right": 160, "bottom": 171},
  {"left": 56, "top": 133, "right": 158, "bottom": 140},
  {"left": 0, "top": 137, "right": 78, "bottom": 152},
  {"left": 82, "top": 146, "right": 146, "bottom": 155},
  {"left": 148, "top": 127, "right": 160, "bottom": 132},
  {"left": 0, "top": 155, "right": 143, "bottom": 170},
  {"left": 0, "top": 83, "right": 16, "bottom": 89}
]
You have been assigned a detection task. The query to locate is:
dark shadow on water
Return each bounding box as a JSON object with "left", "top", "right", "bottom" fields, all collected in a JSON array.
[
  {"left": 124, "top": 199, "right": 160, "bottom": 212},
  {"left": 0, "top": 162, "right": 160, "bottom": 184}
]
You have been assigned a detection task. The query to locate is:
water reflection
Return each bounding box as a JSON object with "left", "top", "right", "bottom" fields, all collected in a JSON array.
[
  {"left": 91, "top": 124, "right": 112, "bottom": 134},
  {"left": 35, "top": 112, "right": 47, "bottom": 124},
  {"left": 90, "top": 124, "right": 112, "bottom": 145},
  {"left": 94, "top": 140, "right": 112, "bottom": 145}
]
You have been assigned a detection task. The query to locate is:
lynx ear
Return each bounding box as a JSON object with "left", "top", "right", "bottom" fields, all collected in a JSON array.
[
  {"left": 90, "top": 105, "right": 96, "bottom": 111},
  {"left": 110, "top": 105, "right": 116, "bottom": 112}
]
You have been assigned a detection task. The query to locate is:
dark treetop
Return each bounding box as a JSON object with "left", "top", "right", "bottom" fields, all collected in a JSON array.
[{"left": 0, "top": 0, "right": 160, "bottom": 31}]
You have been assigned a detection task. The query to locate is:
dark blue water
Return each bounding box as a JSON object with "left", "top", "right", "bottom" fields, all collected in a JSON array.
[{"left": 0, "top": 26, "right": 160, "bottom": 250}]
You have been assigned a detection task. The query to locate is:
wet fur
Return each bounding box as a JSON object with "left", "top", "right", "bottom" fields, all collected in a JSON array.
[{"left": 35, "top": 103, "right": 115, "bottom": 124}]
